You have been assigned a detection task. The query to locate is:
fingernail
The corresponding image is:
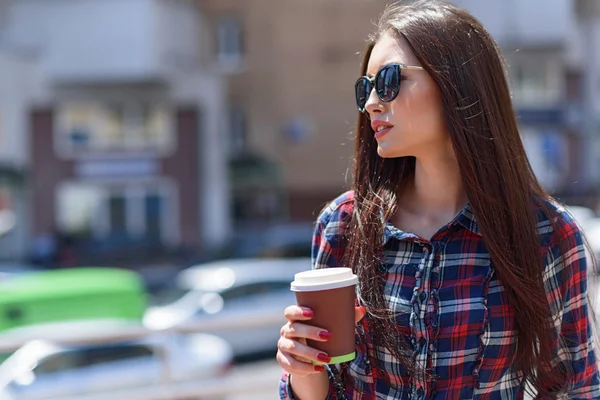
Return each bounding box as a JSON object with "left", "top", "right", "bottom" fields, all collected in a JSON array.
[
  {"left": 317, "top": 352, "right": 331, "bottom": 363},
  {"left": 359, "top": 306, "right": 366, "bottom": 314},
  {"left": 318, "top": 331, "right": 332, "bottom": 340},
  {"left": 314, "top": 365, "right": 325, "bottom": 372},
  {"left": 301, "top": 309, "right": 314, "bottom": 318}
]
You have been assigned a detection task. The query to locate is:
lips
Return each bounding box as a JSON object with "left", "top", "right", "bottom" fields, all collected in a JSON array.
[{"left": 371, "top": 120, "right": 394, "bottom": 140}]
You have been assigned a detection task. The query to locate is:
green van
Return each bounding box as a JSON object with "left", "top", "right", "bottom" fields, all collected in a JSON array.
[{"left": 0, "top": 267, "right": 147, "bottom": 332}]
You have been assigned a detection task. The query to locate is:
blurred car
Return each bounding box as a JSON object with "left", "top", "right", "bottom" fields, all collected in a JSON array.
[
  {"left": 143, "top": 258, "right": 311, "bottom": 357},
  {"left": 199, "top": 223, "right": 315, "bottom": 263},
  {"left": 0, "top": 320, "right": 233, "bottom": 400},
  {"left": 565, "top": 205, "right": 597, "bottom": 230},
  {"left": 565, "top": 205, "right": 600, "bottom": 258},
  {"left": 582, "top": 218, "right": 600, "bottom": 259},
  {"left": 0, "top": 268, "right": 147, "bottom": 332},
  {"left": 0, "top": 263, "right": 38, "bottom": 283}
]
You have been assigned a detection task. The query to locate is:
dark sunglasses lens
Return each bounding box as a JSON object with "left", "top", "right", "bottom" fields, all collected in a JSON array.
[
  {"left": 355, "top": 78, "right": 371, "bottom": 111},
  {"left": 375, "top": 65, "right": 401, "bottom": 102}
]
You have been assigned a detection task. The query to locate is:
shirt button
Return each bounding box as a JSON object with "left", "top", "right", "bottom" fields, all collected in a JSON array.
[
  {"left": 429, "top": 343, "right": 436, "bottom": 352},
  {"left": 417, "top": 387, "right": 425, "bottom": 396},
  {"left": 419, "top": 292, "right": 427, "bottom": 302}
]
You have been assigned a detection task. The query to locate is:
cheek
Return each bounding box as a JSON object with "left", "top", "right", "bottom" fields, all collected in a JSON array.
[{"left": 392, "top": 88, "right": 446, "bottom": 136}]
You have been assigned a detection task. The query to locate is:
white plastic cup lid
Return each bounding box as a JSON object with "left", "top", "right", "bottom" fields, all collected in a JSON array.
[{"left": 290, "top": 267, "right": 358, "bottom": 292}]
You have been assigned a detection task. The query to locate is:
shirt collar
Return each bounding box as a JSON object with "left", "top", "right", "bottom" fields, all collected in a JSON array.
[
  {"left": 382, "top": 202, "right": 481, "bottom": 244},
  {"left": 456, "top": 202, "right": 481, "bottom": 236}
]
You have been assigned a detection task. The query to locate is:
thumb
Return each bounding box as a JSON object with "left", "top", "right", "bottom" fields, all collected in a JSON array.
[{"left": 354, "top": 306, "right": 366, "bottom": 324}]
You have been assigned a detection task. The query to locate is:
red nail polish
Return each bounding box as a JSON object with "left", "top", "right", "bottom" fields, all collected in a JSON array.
[
  {"left": 314, "top": 365, "right": 326, "bottom": 372},
  {"left": 318, "top": 331, "right": 333, "bottom": 340},
  {"left": 317, "top": 352, "right": 331, "bottom": 363},
  {"left": 302, "top": 309, "right": 314, "bottom": 318}
]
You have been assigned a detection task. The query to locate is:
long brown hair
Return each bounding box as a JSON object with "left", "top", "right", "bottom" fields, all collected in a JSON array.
[{"left": 344, "top": 0, "right": 596, "bottom": 397}]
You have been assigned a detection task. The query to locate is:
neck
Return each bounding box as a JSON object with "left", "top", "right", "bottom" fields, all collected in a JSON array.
[{"left": 401, "top": 152, "right": 468, "bottom": 218}]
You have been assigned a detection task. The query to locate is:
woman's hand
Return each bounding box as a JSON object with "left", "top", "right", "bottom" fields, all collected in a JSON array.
[{"left": 276, "top": 305, "right": 367, "bottom": 378}]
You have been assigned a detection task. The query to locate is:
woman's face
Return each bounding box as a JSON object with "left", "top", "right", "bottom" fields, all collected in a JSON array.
[{"left": 364, "top": 33, "right": 449, "bottom": 159}]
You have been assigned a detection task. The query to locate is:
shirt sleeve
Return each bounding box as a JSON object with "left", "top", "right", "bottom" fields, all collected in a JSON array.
[
  {"left": 311, "top": 195, "right": 352, "bottom": 270},
  {"left": 279, "top": 194, "right": 352, "bottom": 399},
  {"left": 279, "top": 368, "right": 340, "bottom": 400},
  {"left": 543, "top": 221, "right": 600, "bottom": 399}
]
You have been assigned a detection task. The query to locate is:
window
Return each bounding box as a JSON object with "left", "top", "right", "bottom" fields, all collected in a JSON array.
[
  {"left": 56, "top": 103, "right": 173, "bottom": 156},
  {"left": 521, "top": 128, "right": 569, "bottom": 191},
  {"left": 35, "top": 345, "right": 155, "bottom": 376},
  {"left": 221, "top": 281, "right": 291, "bottom": 301},
  {"left": 192, "top": 281, "right": 291, "bottom": 316},
  {"left": 228, "top": 106, "right": 247, "bottom": 156},
  {"left": 56, "top": 181, "right": 177, "bottom": 245},
  {"left": 508, "top": 56, "right": 562, "bottom": 107},
  {"left": 217, "top": 17, "right": 244, "bottom": 66}
]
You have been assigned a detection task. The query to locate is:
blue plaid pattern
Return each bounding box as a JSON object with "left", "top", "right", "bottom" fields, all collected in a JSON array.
[{"left": 279, "top": 191, "right": 599, "bottom": 399}]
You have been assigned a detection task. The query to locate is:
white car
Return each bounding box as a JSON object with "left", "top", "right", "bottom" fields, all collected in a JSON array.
[
  {"left": 0, "top": 320, "right": 233, "bottom": 400},
  {"left": 0, "top": 263, "right": 37, "bottom": 283},
  {"left": 565, "top": 205, "right": 597, "bottom": 230},
  {"left": 144, "top": 258, "right": 311, "bottom": 357}
]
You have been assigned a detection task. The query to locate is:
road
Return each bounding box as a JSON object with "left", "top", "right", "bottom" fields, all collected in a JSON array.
[{"left": 224, "top": 359, "right": 282, "bottom": 400}]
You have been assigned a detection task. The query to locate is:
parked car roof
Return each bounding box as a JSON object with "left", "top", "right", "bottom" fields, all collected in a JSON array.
[
  {"left": 0, "top": 320, "right": 233, "bottom": 399},
  {"left": 176, "top": 257, "right": 311, "bottom": 292}
]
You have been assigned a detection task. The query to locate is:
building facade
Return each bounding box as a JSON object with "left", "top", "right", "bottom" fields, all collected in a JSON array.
[
  {"left": 455, "top": 0, "right": 600, "bottom": 203},
  {"left": 201, "top": 0, "right": 600, "bottom": 228},
  {"left": 0, "top": 49, "right": 38, "bottom": 260},
  {"left": 199, "top": 0, "right": 389, "bottom": 224},
  {"left": 1, "top": 0, "right": 232, "bottom": 265}
]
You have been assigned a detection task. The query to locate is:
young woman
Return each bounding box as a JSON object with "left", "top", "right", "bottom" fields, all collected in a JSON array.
[{"left": 277, "top": 1, "right": 600, "bottom": 399}]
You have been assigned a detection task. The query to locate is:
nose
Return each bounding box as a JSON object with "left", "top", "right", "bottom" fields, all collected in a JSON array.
[{"left": 364, "top": 87, "right": 384, "bottom": 117}]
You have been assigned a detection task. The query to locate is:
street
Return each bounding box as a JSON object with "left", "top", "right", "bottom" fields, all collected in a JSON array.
[{"left": 224, "top": 359, "right": 282, "bottom": 400}]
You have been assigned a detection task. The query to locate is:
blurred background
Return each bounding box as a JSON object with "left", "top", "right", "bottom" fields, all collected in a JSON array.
[{"left": 0, "top": 0, "right": 598, "bottom": 399}]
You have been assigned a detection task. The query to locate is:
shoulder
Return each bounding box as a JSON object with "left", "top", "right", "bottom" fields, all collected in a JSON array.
[
  {"left": 534, "top": 197, "right": 586, "bottom": 258},
  {"left": 314, "top": 191, "right": 355, "bottom": 236}
]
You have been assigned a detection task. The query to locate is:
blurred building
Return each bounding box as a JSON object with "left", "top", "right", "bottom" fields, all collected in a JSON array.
[
  {"left": 201, "top": 0, "right": 600, "bottom": 230},
  {"left": 0, "top": 0, "right": 232, "bottom": 265},
  {"left": 198, "top": 0, "right": 387, "bottom": 225},
  {"left": 454, "top": 0, "right": 600, "bottom": 202},
  {"left": 0, "top": 0, "right": 597, "bottom": 264},
  {"left": 0, "top": 48, "right": 36, "bottom": 260}
]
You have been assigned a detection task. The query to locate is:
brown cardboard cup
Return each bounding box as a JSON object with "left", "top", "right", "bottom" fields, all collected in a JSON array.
[{"left": 291, "top": 267, "right": 358, "bottom": 364}]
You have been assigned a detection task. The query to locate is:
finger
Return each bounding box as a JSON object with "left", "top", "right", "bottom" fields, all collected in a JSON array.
[
  {"left": 284, "top": 305, "right": 314, "bottom": 322},
  {"left": 355, "top": 306, "right": 366, "bottom": 324},
  {"left": 284, "top": 322, "right": 333, "bottom": 342},
  {"left": 276, "top": 350, "right": 325, "bottom": 375},
  {"left": 278, "top": 337, "right": 332, "bottom": 365},
  {"left": 294, "top": 337, "right": 310, "bottom": 363}
]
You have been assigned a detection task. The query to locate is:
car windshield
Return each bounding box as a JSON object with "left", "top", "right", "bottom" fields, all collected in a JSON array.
[
  {"left": 35, "top": 344, "right": 155, "bottom": 376},
  {"left": 160, "top": 280, "right": 293, "bottom": 314}
]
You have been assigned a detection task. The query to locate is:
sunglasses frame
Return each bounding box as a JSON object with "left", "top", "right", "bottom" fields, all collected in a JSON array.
[{"left": 355, "top": 63, "right": 424, "bottom": 113}]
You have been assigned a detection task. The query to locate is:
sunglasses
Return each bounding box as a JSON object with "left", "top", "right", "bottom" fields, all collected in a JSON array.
[{"left": 354, "top": 63, "right": 424, "bottom": 113}]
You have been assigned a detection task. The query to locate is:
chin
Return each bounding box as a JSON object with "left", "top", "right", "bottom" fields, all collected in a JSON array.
[{"left": 376, "top": 144, "right": 406, "bottom": 159}]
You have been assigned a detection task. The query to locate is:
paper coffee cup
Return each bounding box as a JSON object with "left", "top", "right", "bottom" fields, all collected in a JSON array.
[{"left": 291, "top": 267, "right": 358, "bottom": 364}]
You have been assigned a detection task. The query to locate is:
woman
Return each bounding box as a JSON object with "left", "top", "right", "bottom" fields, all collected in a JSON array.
[{"left": 277, "top": 1, "right": 600, "bottom": 399}]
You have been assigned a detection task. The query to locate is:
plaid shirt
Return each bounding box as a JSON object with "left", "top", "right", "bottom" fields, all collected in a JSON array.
[{"left": 279, "top": 191, "right": 600, "bottom": 400}]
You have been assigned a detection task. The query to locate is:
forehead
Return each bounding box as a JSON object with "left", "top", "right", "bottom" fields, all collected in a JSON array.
[{"left": 366, "top": 33, "right": 420, "bottom": 76}]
